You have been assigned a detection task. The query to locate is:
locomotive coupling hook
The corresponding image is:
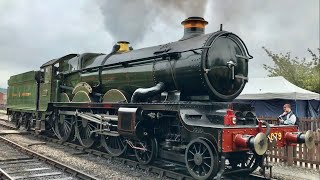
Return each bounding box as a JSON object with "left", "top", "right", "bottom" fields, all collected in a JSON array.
[{"left": 285, "top": 130, "right": 315, "bottom": 149}]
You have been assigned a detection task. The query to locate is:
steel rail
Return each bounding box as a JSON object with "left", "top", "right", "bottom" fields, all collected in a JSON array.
[
  {"left": 0, "top": 131, "right": 98, "bottom": 180},
  {"left": 0, "top": 167, "right": 13, "bottom": 180}
]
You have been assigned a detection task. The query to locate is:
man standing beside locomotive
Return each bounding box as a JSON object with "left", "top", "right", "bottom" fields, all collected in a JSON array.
[{"left": 278, "top": 104, "right": 296, "bottom": 125}]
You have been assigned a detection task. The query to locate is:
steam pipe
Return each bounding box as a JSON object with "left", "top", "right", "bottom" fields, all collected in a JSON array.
[
  {"left": 131, "top": 82, "right": 165, "bottom": 103},
  {"left": 262, "top": 121, "right": 270, "bottom": 136}
]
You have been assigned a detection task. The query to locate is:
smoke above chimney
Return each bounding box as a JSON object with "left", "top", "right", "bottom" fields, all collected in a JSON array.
[{"left": 96, "top": 0, "right": 208, "bottom": 45}]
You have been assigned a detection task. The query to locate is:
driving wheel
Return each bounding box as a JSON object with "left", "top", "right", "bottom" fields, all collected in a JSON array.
[
  {"left": 55, "top": 114, "right": 75, "bottom": 142},
  {"left": 101, "top": 135, "right": 127, "bottom": 157},
  {"left": 75, "top": 115, "right": 97, "bottom": 148}
]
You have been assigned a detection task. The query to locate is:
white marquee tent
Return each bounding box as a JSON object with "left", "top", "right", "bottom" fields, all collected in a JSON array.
[
  {"left": 235, "top": 76, "right": 319, "bottom": 121},
  {"left": 237, "top": 76, "right": 319, "bottom": 100}
]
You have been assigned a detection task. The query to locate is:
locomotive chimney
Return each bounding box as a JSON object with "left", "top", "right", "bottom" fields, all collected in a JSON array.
[
  {"left": 117, "top": 41, "right": 131, "bottom": 53},
  {"left": 180, "top": 17, "right": 208, "bottom": 40}
]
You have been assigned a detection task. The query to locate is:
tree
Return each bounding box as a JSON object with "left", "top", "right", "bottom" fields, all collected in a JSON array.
[{"left": 263, "top": 47, "right": 320, "bottom": 93}]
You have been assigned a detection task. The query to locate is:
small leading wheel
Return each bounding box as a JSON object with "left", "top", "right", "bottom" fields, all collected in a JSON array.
[
  {"left": 134, "top": 137, "right": 157, "bottom": 165},
  {"left": 228, "top": 152, "right": 262, "bottom": 174},
  {"left": 75, "top": 116, "right": 97, "bottom": 148},
  {"left": 185, "top": 138, "right": 218, "bottom": 180},
  {"left": 55, "top": 114, "right": 75, "bottom": 142},
  {"left": 101, "top": 135, "right": 127, "bottom": 157}
]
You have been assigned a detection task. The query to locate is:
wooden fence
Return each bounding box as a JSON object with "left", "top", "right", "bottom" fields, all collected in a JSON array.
[{"left": 258, "top": 116, "right": 320, "bottom": 169}]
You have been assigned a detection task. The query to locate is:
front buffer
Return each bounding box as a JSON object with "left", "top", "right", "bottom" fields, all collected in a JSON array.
[{"left": 221, "top": 121, "right": 315, "bottom": 153}]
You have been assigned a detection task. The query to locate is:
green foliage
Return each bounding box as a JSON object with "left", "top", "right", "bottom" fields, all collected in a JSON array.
[{"left": 263, "top": 47, "right": 320, "bottom": 93}]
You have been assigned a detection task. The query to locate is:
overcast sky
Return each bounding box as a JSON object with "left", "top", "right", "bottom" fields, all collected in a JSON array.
[{"left": 0, "top": 0, "right": 319, "bottom": 88}]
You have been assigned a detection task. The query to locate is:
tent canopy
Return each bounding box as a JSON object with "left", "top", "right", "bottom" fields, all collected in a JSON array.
[{"left": 237, "top": 76, "right": 320, "bottom": 100}]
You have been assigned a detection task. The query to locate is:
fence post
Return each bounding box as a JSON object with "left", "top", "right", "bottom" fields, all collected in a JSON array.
[{"left": 287, "top": 146, "right": 293, "bottom": 166}]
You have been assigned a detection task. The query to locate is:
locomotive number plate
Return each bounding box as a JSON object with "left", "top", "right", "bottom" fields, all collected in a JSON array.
[{"left": 268, "top": 132, "right": 282, "bottom": 141}]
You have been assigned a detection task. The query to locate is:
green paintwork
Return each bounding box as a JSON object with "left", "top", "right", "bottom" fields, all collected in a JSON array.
[
  {"left": 72, "top": 91, "right": 91, "bottom": 102},
  {"left": 39, "top": 66, "right": 53, "bottom": 111},
  {"left": 99, "top": 63, "right": 154, "bottom": 95},
  {"left": 60, "top": 93, "right": 71, "bottom": 102},
  {"left": 7, "top": 71, "right": 38, "bottom": 111},
  {"left": 65, "top": 73, "right": 81, "bottom": 89},
  {"left": 103, "top": 89, "right": 128, "bottom": 103}
]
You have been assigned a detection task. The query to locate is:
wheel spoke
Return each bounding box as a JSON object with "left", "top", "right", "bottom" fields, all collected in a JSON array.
[
  {"left": 64, "top": 126, "right": 68, "bottom": 136},
  {"left": 146, "top": 152, "right": 150, "bottom": 160},
  {"left": 194, "top": 144, "right": 201, "bottom": 153},
  {"left": 86, "top": 127, "right": 91, "bottom": 139},
  {"left": 64, "top": 122, "right": 70, "bottom": 133},
  {"left": 201, "top": 165, "right": 207, "bottom": 175},
  {"left": 201, "top": 147, "right": 207, "bottom": 155},
  {"left": 193, "top": 145, "right": 197, "bottom": 153},
  {"left": 204, "top": 162, "right": 211, "bottom": 168},
  {"left": 198, "top": 144, "right": 202, "bottom": 154},
  {"left": 247, "top": 155, "right": 255, "bottom": 167}
]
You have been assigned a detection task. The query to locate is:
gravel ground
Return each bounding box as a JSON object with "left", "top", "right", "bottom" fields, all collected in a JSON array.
[
  {"left": 255, "top": 162, "right": 320, "bottom": 180},
  {"left": 3, "top": 134, "right": 158, "bottom": 180},
  {"left": 273, "top": 163, "right": 319, "bottom": 180},
  {"left": 0, "top": 114, "right": 8, "bottom": 120}
]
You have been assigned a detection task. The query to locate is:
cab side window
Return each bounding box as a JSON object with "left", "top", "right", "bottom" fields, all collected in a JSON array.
[
  {"left": 60, "top": 57, "right": 79, "bottom": 73},
  {"left": 82, "top": 55, "right": 105, "bottom": 69}
]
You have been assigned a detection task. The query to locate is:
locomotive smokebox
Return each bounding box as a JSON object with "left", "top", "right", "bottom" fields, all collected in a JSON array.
[{"left": 181, "top": 17, "right": 208, "bottom": 40}]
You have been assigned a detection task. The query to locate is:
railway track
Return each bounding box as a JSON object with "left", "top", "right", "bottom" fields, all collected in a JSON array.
[
  {"left": 0, "top": 118, "right": 273, "bottom": 180},
  {"left": 0, "top": 135, "right": 97, "bottom": 179}
]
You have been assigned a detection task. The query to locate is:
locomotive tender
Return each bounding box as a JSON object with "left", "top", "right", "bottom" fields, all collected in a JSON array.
[{"left": 6, "top": 17, "right": 314, "bottom": 179}]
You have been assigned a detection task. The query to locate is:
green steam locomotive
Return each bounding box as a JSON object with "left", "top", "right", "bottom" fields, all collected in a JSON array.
[{"left": 6, "top": 17, "right": 314, "bottom": 180}]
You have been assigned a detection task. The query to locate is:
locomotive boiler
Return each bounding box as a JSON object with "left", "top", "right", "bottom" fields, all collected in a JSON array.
[
  {"left": 59, "top": 17, "right": 250, "bottom": 103},
  {"left": 6, "top": 17, "right": 315, "bottom": 180}
]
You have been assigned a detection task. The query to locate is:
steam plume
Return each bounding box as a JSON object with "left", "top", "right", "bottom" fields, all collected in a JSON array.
[{"left": 96, "top": 0, "right": 208, "bottom": 45}]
